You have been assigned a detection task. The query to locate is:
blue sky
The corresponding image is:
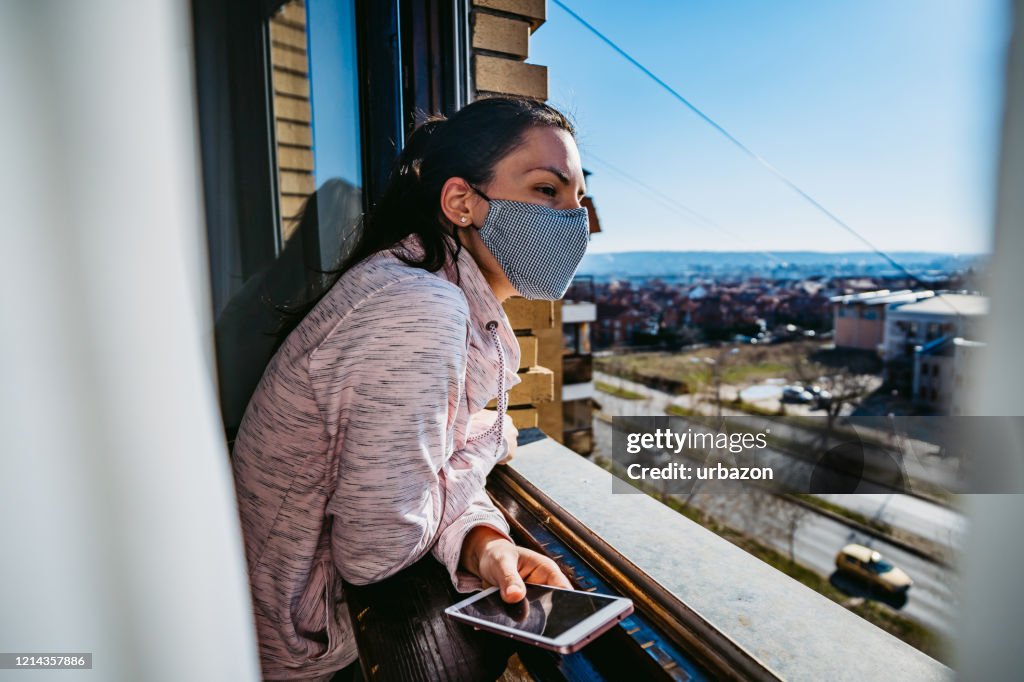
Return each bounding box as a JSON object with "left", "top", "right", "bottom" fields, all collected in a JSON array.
[{"left": 531, "top": 0, "right": 1010, "bottom": 254}]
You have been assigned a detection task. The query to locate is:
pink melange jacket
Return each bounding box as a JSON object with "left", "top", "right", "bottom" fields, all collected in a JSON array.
[{"left": 230, "top": 232, "right": 522, "bottom": 681}]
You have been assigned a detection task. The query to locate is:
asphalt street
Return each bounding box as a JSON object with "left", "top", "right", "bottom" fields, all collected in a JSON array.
[{"left": 591, "top": 376, "right": 963, "bottom": 638}]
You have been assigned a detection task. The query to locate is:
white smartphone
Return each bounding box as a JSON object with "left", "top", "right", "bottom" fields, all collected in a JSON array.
[{"left": 445, "top": 583, "right": 634, "bottom": 654}]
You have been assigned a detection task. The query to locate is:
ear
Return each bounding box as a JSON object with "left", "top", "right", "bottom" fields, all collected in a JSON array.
[{"left": 440, "top": 176, "right": 486, "bottom": 228}]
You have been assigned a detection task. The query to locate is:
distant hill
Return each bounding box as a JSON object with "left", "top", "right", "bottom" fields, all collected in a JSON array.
[{"left": 576, "top": 251, "right": 986, "bottom": 279}]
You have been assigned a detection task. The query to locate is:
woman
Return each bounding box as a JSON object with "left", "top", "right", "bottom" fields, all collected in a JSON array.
[{"left": 231, "top": 95, "right": 590, "bottom": 681}]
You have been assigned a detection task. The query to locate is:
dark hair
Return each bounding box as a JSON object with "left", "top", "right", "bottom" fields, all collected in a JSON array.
[{"left": 268, "top": 95, "right": 577, "bottom": 353}]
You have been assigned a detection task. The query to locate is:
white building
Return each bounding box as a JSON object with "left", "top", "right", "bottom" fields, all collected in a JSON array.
[
  {"left": 914, "top": 337, "right": 987, "bottom": 414},
  {"left": 562, "top": 284, "right": 598, "bottom": 455},
  {"left": 882, "top": 293, "right": 989, "bottom": 362}
]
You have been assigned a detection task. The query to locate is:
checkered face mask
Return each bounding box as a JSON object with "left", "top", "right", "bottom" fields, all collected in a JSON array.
[{"left": 469, "top": 184, "right": 591, "bottom": 300}]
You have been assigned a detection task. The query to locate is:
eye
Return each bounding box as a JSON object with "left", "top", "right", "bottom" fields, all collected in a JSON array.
[{"left": 537, "top": 185, "right": 557, "bottom": 197}]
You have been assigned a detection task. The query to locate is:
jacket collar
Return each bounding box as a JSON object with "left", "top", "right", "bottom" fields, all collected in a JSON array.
[{"left": 391, "top": 233, "right": 522, "bottom": 415}]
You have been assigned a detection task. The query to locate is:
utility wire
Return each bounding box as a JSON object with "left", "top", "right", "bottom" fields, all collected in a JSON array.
[
  {"left": 552, "top": 0, "right": 964, "bottom": 316},
  {"left": 583, "top": 151, "right": 788, "bottom": 266}
]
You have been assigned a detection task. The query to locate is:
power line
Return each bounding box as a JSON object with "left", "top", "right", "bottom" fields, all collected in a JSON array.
[
  {"left": 552, "top": 0, "right": 963, "bottom": 316},
  {"left": 583, "top": 151, "right": 788, "bottom": 266}
]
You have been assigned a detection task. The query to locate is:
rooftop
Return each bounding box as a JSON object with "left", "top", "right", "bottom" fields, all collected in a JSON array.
[
  {"left": 890, "top": 293, "right": 989, "bottom": 317},
  {"left": 829, "top": 289, "right": 934, "bottom": 306}
]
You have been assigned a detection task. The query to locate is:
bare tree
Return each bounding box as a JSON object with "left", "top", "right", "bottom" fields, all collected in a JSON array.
[
  {"left": 820, "top": 369, "right": 877, "bottom": 431},
  {"left": 788, "top": 344, "right": 880, "bottom": 444},
  {"left": 759, "top": 494, "right": 813, "bottom": 563},
  {"left": 702, "top": 346, "right": 735, "bottom": 418}
]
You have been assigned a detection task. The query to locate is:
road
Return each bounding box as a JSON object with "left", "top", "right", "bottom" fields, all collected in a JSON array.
[
  {"left": 597, "top": 371, "right": 961, "bottom": 495},
  {"left": 591, "top": 377, "right": 964, "bottom": 638},
  {"left": 594, "top": 370, "right": 966, "bottom": 550},
  {"left": 814, "top": 493, "right": 968, "bottom": 552}
]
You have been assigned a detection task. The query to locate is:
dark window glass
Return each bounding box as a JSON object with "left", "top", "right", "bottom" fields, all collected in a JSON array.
[
  {"left": 563, "top": 324, "right": 578, "bottom": 356},
  {"left": 199, "top": 0, "right": 368, "bottom": 442}
]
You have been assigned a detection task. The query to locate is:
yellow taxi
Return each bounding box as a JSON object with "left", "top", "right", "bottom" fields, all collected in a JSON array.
[{"left": 835, "top": 543, "right": 913, "bottom": 593}]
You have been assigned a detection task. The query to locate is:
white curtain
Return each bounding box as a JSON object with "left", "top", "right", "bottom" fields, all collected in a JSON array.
[{"left": 0, "top": 2, "right": 261, "bottom": 680}]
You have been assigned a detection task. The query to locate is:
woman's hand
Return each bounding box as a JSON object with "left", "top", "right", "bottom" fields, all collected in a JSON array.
[
  {"left": 497, "top": 416, "right": 518, "bottom": 465},
  {"left": 460, "top": 526, "right": 572, "bottom": 602}
]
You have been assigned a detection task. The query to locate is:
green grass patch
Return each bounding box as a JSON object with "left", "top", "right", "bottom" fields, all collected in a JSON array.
[
  {"left": 732, "top": 400, "right": 783, "bottom": 417},
  {"left": 790, "top": 494, "right": 893, "bottom": 535},
  {"left": 665, "top": 404, "right": 700, "bottom": 418},
  {"left": 594, "top": 342, "right": 822, "bottom": 395},
  {"left": 720, "top": 361, "right": 792, "bottom": 384},
  {"left": 595, "top": 381, "right": 646, "bottom": 400}
]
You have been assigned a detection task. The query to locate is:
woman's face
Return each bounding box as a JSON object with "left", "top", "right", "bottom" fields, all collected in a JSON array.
[
  {"left": 470, "top": 125, "right": 587, "bottom": 214},
  {"left": 442, "top": 125, "right": 588, "bottom": 301}
]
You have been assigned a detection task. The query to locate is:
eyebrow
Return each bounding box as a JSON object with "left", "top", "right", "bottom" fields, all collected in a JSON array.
[{"left": 528, "top": 166, "right": 587, "bottom": 196}]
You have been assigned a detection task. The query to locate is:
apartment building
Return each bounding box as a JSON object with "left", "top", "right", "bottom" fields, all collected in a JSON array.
[
  {"left": 914, "top": 336, "right": 986, "bottom": 414},
  {"left": 562, "top": 275, "right": 598, "bottom": 454},
  {"left": 830, "top": 289, "right": 935, "bottom": 352},
  {"left": 882, "top": 293, "right": 989, "bottom": 362}
]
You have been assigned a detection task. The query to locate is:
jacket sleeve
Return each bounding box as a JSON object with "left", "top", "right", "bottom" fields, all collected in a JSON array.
[
  {"left": 430, "top": 410, "right": 518, "bottom": 591},
  {"left": 309, "top": 276, "right": 511, "bottom": 587}
]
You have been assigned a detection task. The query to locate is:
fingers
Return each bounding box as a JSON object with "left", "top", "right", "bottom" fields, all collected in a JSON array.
[
  {"left": 477, "top": 540, "right": 572, "bottom": 602},
  {"left": 504, "top": 439, "right": 517, "bottom": 463},
  {"left": 503, "top": 413, "right": 519, "bottom": 440},
  {"left": 496, "top": 550, "right": 527, "bottom": 603},
  {"left": 520, "top": 551, "right": 573, "bottom": 589}
]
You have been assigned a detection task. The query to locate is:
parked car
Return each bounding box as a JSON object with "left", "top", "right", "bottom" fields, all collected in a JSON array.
[
  {"left": 835, "top": 544, "right": 913, "bottom": 593},
  {"left": 806, "top": 385, "right": 833, "bottom": 408},
  {"left": 782, "top": 385, "right": 815, "bottom": 403}
]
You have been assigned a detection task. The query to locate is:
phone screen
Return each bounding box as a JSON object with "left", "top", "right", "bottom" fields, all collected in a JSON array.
[{"left": 453, "top": 584, "right": 620, "bottom": 639}]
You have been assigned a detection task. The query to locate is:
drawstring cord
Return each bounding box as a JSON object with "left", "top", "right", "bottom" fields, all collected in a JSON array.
[{"left": 467, "top": 319, "right": 507, "bottom": 444}]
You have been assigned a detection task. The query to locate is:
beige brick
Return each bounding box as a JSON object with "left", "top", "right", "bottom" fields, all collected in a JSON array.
[
  {"left": 536, "top": 301, "right": 564, "bottom": 440},
  {"left": 507, "top": 406, "right": 538, "bottom": 430},
  {"left": 488, "top": 367, "right": 554, "bottom": 408},
  {"left": 271, "top": 45, "right": 309, "bottom": 74},
  {"left": 515, "top": 333, "right": 538, "bottom": 368},
  {"left": 273, "top": 70, "right": 310, "bottom": 98},
  {"left": 472, "top": 0, "right": 545, "bottom": 31},
  {"left": 270, "top": 23, "right": 307, "bottom": 52},
  {"left": 504, "top": 298, "right": 553, "bottom": 330},
  {"left": 275, "top": 2, "right": 307, "bottom": 28},
  {"left": 274, "top": 96, "right": 311, "bottom": 123},
  {"left": 279, "top": 170, "right": 314, "bottom": 195},
  {"left": 280, "top": 194, "right": 310, "bottom": 220},
  {"left": 278, "top": 146, "right": 314, "bottom": 171},
  {"left": 473, "top": 13, "right": 530, "bottom": 59},
  {"left": 474, "top": 55, "right": 547, "bottom": 100},
  {"left": 281, "top": 217, "right": 299, "bottom": 243},
  {"left": 276, "top": 120, "right": 313, "bottom": 146}
]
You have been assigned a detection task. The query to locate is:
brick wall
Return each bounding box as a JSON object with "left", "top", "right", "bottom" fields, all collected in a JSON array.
[{"left": 269, "top": 0, "right": 315, "bottom": 242}]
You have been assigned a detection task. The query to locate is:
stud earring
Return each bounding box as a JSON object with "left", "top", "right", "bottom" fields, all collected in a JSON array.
[{"left": 460, "top": 216, "right": 467, "bottom": 223}]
